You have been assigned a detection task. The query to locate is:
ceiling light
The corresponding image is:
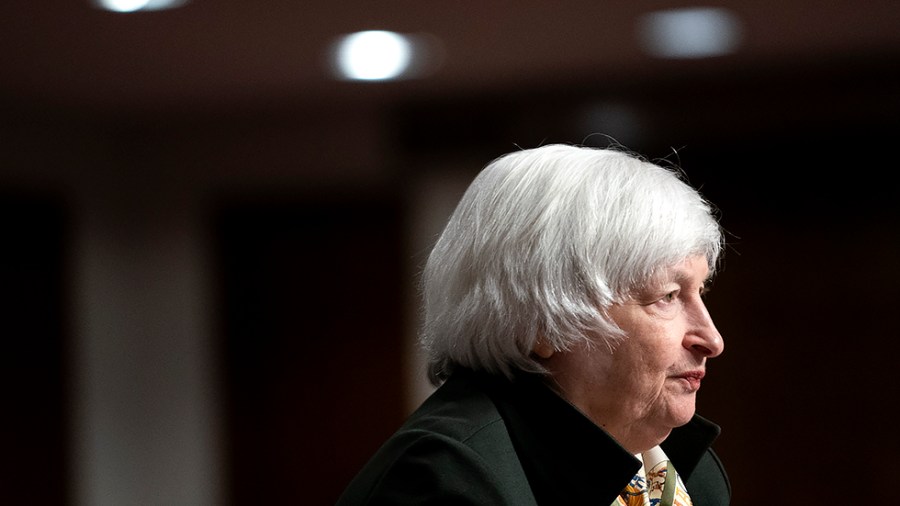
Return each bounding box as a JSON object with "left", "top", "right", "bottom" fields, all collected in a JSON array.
[
  {"left": 93, "top": 0, "right": 186, "bottom": 12},
  {"left": 331, "top": 31, "right": 414, "bottom": 81},
  {"left": 637, "top": 7, "right": 743, "bottom": 59}
]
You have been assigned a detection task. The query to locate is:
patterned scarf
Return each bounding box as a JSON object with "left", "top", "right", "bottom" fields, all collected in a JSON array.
[{"left": 612, "top": 447, "right": 692, "bottom": 506}]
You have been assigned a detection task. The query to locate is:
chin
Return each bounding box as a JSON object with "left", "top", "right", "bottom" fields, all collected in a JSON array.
[
  {"left": 667, "top": 404, "right": 697, "bottom": 428},
  {"left": 671, "top": 413, "right": 694, "bottom": 428}
]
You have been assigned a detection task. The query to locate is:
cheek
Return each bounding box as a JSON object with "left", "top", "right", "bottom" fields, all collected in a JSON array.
[
  {"left": 627, "top": 327, "right": 681, "bottom": 377},
  {"left": 606, "top": 341, "right": 662, "bottom": 390},
  {"left": 606, "top": 311, "right": 683, "bottom": 381}
]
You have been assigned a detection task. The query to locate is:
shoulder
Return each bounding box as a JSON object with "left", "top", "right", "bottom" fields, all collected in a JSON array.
[
  {"left": 335, "top": 428, "right": 507, "bottom": 505},
  {"left": 336, "top": 373, "right": 533, "bottom": 505},
  {"left": 683, "top": 447, "right": 731, "bottom": 506}
]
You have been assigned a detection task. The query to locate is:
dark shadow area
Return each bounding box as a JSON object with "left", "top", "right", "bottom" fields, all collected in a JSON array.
[
  {"left": 0, "top": 194, "right": 69, "bottom": 505},
  {"left": 214, "top": 195, "right": 406, "bottom": 505}
]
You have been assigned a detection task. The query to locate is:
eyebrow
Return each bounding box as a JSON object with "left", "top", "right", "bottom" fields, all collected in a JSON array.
[{"left": 667, "top": 267, "right": 713, "bottom": 287}]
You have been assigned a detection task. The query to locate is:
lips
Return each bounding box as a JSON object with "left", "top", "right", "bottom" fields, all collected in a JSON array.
[{"left": 675, "top": 370, "right": 705, "bottom": 391}]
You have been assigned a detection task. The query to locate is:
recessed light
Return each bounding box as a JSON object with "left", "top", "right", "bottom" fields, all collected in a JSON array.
[
  {"left": 93, "top": 0, "right": 187, "bottom": 13},
  {"left": 637, "top": 7, "right": 743, "bottom": 59},
  {"left": 331, "top": 30, "right": 414, "bottom": 81}
]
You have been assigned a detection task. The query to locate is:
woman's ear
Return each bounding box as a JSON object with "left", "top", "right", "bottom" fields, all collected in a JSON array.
[{"left": 532, "top": 339, "right": 555, "bottom": 359}]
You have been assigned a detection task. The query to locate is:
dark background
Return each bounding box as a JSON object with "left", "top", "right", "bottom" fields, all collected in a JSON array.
[{"left": 2, "top": 1, "right": 899, "bottom": 504}]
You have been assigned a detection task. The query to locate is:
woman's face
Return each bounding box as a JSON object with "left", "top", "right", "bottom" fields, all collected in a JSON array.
[{"left": 543, "top": 255, "right": 724, "bottom": 453}]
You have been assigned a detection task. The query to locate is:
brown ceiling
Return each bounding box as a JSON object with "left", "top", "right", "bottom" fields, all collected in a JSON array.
[{"left": 2, "top": 1, "right": 899, "bottom": 116}]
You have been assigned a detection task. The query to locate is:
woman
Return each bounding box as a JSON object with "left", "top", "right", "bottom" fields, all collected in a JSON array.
[{"left": 337, "top": 144, "right": 730, "bottom": 505}]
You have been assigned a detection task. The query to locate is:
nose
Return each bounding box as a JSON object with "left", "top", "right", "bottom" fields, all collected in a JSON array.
[{"left": 684, "top": 298, "right": 724, "bottom": 358}]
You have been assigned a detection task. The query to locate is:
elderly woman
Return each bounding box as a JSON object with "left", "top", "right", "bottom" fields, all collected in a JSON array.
[{"left": 337, "top": 144, "right": 730, "bottom": 506}]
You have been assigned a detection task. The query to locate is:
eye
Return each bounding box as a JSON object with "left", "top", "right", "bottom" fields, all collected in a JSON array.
[
  {"left": 636, "top": 287, "right": 681, "bottom": 312},
  {"left": 659, "top": 290, "right": 679, "bottom": 304}
]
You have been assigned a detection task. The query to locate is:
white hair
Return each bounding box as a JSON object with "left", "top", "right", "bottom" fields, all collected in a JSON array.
[{"left": 420, "top": 144, "right": 722, "bottom": 384}]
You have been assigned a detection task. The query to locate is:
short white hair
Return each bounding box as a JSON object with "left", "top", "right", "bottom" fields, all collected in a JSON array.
[{"left": 420, "top": 144, "right": 723, "bottom": 384}]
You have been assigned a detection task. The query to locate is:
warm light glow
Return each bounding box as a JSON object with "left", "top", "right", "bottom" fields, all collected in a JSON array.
[
  {"left": 637, "top": 7, "right": 743, "bottom": 59},
  {"left": 332, "top": 31, "right": 413, "bottom": 81},
  {"left": 93, "top": 0, "right": 186, "bottom": 12}
]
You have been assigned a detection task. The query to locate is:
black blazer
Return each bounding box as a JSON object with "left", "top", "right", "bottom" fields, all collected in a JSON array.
[{"left": 337, "top": 368, "right": 730, "bottom": 505}]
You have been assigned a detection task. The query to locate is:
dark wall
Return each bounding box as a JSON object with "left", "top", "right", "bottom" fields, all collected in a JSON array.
[
  {"left": 680, "top": 128, "right": 900, "bottom": 505},
  {"left": 0, "top": 194, "right": 68, "bottom": 505},
  {"left": 216, "top": 196, "right": 406, "bottom": 505}
]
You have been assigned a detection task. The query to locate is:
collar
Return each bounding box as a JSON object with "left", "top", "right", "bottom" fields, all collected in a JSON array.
[
  {"left": 661, "top": 413, "right": 721, "bottom": 480},
  {"left": 464, "top": 369, "right": 720, "bottom": 505}
]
